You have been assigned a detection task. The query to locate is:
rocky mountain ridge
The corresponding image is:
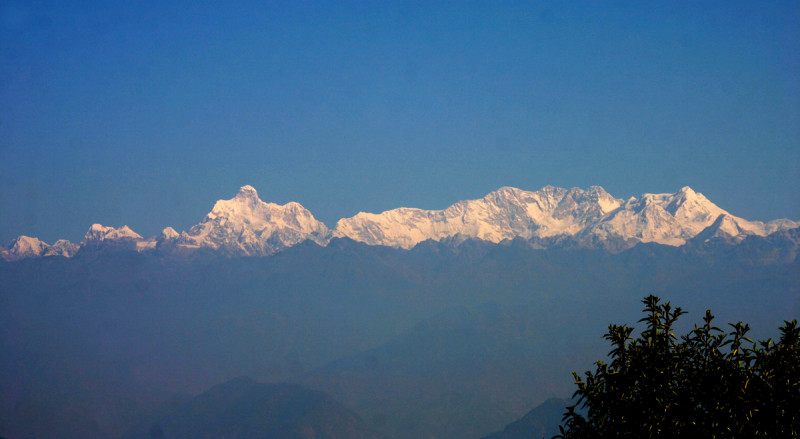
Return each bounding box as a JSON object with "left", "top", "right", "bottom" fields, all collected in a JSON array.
[{"left": 3, "top": 185, "right": 797, "bottom": 260}]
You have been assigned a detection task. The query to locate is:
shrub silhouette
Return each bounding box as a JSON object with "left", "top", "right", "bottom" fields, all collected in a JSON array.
[{"left": 557, "top": 295, "right": 799, "bottom": 438}]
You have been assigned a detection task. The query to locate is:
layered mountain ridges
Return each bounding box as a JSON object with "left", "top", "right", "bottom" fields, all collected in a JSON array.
[{"left": 2, "top": 185, "right": 797, "bottom": 260}]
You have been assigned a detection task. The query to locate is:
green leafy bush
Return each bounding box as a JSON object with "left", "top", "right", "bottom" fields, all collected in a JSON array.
[{"left": 558, "top": 295, "right": 799, "bottom": 438}]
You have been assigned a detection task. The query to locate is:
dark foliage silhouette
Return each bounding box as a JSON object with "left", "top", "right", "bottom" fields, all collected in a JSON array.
[{"left": 558, "top": 295, "right": 800, "bottom": 438}]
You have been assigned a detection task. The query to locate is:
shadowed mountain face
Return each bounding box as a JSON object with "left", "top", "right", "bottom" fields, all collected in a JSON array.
[
  {"left": 1, "top": 233, "right": 798, "bottom": 439},
  {"left": 292, "top": 303, "right": 597, "bottom": 439},
  {"left": 481, "top": 398, "right": 570, "bottom": 439},
  {"left": 121, "top": 377, "right": 381, "bottom": 439}
]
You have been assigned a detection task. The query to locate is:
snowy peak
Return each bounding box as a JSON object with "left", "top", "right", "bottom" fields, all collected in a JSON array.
[
  {"left": 44, "top": 239, "right": 80, "bottom": 257},
  {"left": 12, "top": 235, "right": 48, "bottom": 254},
  {"left": 1, "top": 236, "right": 49, "bottom": 260},
  {"left": 83, "top": 224, "right": 143, "bottom": 244},
  {"left": 581, "top": 186, "right": 735, "bottom": 247},
  {"left": 0, "top": 236, "right": 79, "bottom": 261},
  {"left": 232, "top": 184, "right": 260, "bottom": 202},
  {"left": 693, "top": 214, "right": 747, "bottom": 243},
  {"left": 574, "top": 186, "right": 621, "bottom": 214},
  {"left": 204, "top": 187, "right": 311, "bottom": 225},
  {"left": 176, "top": 186, "right": 329, "bottom": 256},
  {"left": 663, "top": 187, "right": 726, "bottom": 228},
  {"left": 160, "top": 227, "right": 179, "bottom": 240},
  {"left": 80, "top": 224, "right": 145, "bottom": 254}
]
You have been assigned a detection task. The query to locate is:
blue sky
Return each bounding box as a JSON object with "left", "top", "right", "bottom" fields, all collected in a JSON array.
[{"left": 1, "top": 1, "right": 798, "bottom": 244}]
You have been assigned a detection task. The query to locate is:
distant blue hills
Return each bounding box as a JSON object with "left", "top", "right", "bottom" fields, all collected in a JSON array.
[{"left": 1, "top": 230, "right": 797, "bottom": 438}]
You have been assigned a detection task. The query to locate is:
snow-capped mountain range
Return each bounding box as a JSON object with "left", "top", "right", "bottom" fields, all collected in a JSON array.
[{"left": 2, "top": 185, "right": 797, "bottom": 261}]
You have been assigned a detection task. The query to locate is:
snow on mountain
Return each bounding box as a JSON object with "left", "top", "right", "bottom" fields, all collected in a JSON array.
[
  {"left": 692, "top": 214, "right": 800, "bottom": 244},
  {"left": 175, "top": 185, "right": 330, "bottom": 256},
  {"left": 3, "top": 184, "right": 796, "bottom": 259},
  {"left": 43, "top": 239, "right": 80, "bottom": 257},
  {"left": 83, "top": 224, "right": 143, "bottom": 244},
  {"left": 78, "top": 223, "right": 147, "bottom": 254},
  {"left": 1, "top": 236, "right": 80, "bottom": 260},
  {"left": 763, "top": 218, "right": 800, "bottom": 235},
  {"left": 334, "top": 185, "right": 797, "bottom": 250},
  {"left": 1, "top": 236, "right": 50, "bottom": 260},
  {"left": 332, "top": 185, "right": 623, "bottom": 249},
  {"left": 581, "top": 187, "right": 728, "bottom": 247},
  {"left": 160, "top": 227, "right": 179, "bottom": 240}
]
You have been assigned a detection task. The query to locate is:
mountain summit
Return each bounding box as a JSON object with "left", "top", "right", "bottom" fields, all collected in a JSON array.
[
  {"left": 2, "top": 185, "right": 797, "bottom": 260},
  {"left": 235, "top": 184, "right": 260, "bottom": 200},
  {"left": 174, "top": 185, "right": 330, "bottom": 256}
]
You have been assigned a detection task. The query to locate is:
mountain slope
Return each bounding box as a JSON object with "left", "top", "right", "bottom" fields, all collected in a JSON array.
[
  {"left": 481, "top": 397, "right": 570, "bottom": 439},
  {"left": 292, "top": 302, "right": 604, "bottom": 439},
  {"left": 1, "top": 234, "right": 797, "bottom": 439},
  {"left": 121, "top": 377, "right": 381, "bottom": 439}
]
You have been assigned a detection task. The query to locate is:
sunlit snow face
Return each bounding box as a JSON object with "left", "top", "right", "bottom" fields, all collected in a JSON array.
[{"left": 3, "top": 184, "right": 796, "bottom": 262}]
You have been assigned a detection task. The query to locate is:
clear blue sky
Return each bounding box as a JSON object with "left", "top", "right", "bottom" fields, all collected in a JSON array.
[{"left": 1, "top": 1, "right": 798, "bottom": 244}]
